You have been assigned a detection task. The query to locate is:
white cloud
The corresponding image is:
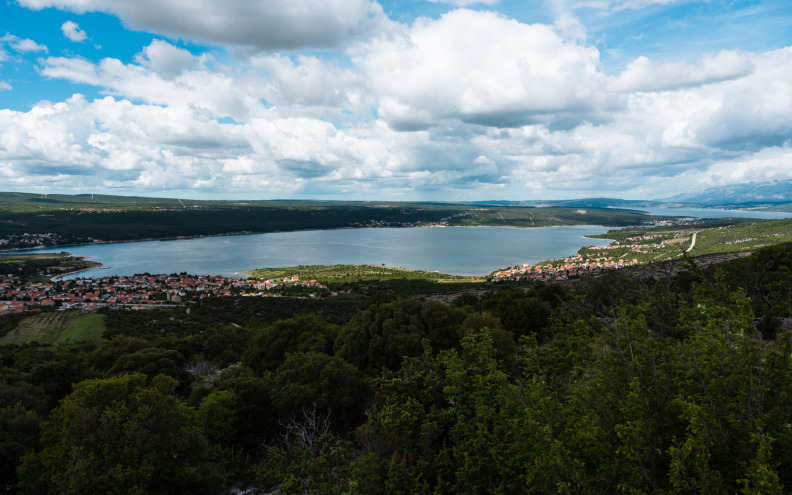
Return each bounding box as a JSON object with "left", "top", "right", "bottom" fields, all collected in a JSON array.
[
  {"left": 249, "top": 53, "right": 368, "bottom": 110},
  {"left": 0, "top": 34, "right": 48, "bottom": 54},
  {"left": 427, "top": 0, "right": 499, "bottom": 6},
  {"left": 9, "top": 3, "right": 792, "bottom": 200},
  {"left": 41, "top": 57, "right": 102, "bottom": 85},
  {"left": 0, "top": 81, "right": 11, "bottom": 91},
  {"left": 555, "top": 0, "right": 680, "bottom": 13},
  {"left": 40, "top": 41, "right": 372, "bottom": 125},
  {"left": 11, "top": 38, "right": 48, "bottom": 52},
  {"left": 61, "top": 20, "right": 87, "bottom": 42},
  {"left": 133, "top": 40, "right": 200, "bottom": 79},
  {"left": 612, "top": 50, "right": 754, "bottom": 92},
  {"left": 24, "top": 0, "right": 386, "bottom": 50},
  {"left": 353, "top": 9, "right": 609, "bottom": 129}
]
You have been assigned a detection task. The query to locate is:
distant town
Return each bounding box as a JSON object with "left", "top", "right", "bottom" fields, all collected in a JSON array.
[
  {"left": 492, "top": 233, "right": 666, "bottom": 282},
  {"left": 0, "top": 272, "right": 344, "bottom": 316}
]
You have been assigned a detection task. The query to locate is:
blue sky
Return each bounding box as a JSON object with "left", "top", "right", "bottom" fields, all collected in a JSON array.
[{"left": 1, "top": 0, "right": 791, "bottom": 200}]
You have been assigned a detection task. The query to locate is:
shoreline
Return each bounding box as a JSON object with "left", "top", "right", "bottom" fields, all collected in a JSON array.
[
  {"left": 0, "top": 230, "right": 263, "bottom": 254},
  {"left": 50, "top": 264, "right": 106, "bottom": 282},
  {"left": 2, "top": 224, "right": 622, "bottom": 279},
  {"left": 0, "top": 223, "right": 634, "bottom": 255}
]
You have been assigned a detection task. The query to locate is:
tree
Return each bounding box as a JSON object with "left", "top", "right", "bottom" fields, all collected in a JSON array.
[
  {"left": 243, "top": 315, "right": 337, "bottom": 374},
  {"left": 17, "top": 373, "right": 223, "bottom": 495},
  {"left": 334, "top": 298, "right": 465, "bottom": 373},
  {"left": 107, "top": 347, "right": 192, "bottom": 393},
  {"left": 272, "top": 352, "right": 371, "bottom": 431},
  {"left": 0, "top": 403, "right": 41, "bottom": 490}
]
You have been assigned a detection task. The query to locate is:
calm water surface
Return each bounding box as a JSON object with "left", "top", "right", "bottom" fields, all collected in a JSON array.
[
  {"left": 23, "top": 226, "right": 615, "bottom": 279},
  {"left": 636, "top": 207, "right": 792, "bottom": 220}
]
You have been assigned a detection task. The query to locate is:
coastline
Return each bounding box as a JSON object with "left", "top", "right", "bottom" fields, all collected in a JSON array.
[
  {"left": 0, "top": 230, "right": 263, "bottom": 254},
  {"left": 50, "top": 264, "right": 106, "bottom": 282},
  {"left": 3, "top": 224, "right": 620, "bottom": 279}
]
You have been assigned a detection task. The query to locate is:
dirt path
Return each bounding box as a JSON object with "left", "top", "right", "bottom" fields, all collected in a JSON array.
[{"left": 686, "top": 231, "right": 701, "bottom": 253}]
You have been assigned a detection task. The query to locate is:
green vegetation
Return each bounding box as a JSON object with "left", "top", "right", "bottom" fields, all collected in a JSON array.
[
  {"left": 17, "top": 373, "right": 223, "bottom": 494},
  {"left": 691, "top": 217, "right": 792, "bottom": 255},
  {"left": 586, "top": 217, "right": 754, "bottom": 242},
  {"left": 0, "top": 191, "right": 201, "bottom": 212},
  {"left": 0, "top": 312, "right": 106, "bottom": 346},
  {"left": 577, "top": 217, "right": 792, "bottom": 265},
  {"left": 250, "top": 264, "right": 481, "bottom": 283},
  {"left": 0, "top": 253, "right": 99, "bottom": 282},
  {"left": 53, "top": 314, "right": 106, "bottom": 344},
  {"left": 7, "top": 234, "right": 792, "bottom": 492}
]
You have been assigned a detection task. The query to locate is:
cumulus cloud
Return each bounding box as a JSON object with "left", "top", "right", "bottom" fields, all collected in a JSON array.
[
  {"left": 353, "top": 9, "right": 609, "bottom": 129},
  {"left": 0, "top": 34, "right": 48, "bottom": 53},
  {"left": 133, "top": 40, "right": 200, "bottom": 79},
  {"left": 612, "top": 50, "right": 754, "bottom": 92},
  {"left": 24, "top": 0, "right": 385, "bottom": 50},
  {"left": 61, "top": 20, "right": 87, "bottom": 42},
  {"left": 10, "top": 4, "right": 792, "bottom": 200},
  {"left": 249, "top": 53, "right": 368, "bottom": 110},
  {"left": 40, "top": 40, "right": 372, "bottom": 125},
  {"left": 0, "top": 81, "right": 11, "bottom": 91},
  {"left": 40, "top": 51, "right": 253, "bottom": 120},
  {"left": 11, "top": 38, "right": 48, "bottom": 52}
]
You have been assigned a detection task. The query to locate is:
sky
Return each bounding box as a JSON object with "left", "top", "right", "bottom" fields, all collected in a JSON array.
[{"left": 1, "top": 0, "right": 791, "bottom": 201}]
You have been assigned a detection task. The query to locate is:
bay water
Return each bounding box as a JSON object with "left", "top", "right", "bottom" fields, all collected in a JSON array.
[
  {"left": 24, "top": 226, "right": 614, "bottom": 279},
  {"left": 17, "top": 207, "right": 792, "bottom": 279}
]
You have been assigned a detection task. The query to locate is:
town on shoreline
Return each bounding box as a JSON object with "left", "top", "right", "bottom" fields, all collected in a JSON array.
[
  {"left": 0, "top": 272, "right": 342, "bottom": 316},
  {"left": 6, "top": 214, "right": 784, "bottom": 316},
  {"left": 1, "top": 234, "right": 663, "bottom": 316}
]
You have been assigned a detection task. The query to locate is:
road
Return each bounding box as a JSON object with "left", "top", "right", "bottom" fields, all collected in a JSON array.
[{"left": 686, "top": 231, "right": 700, "bottom": 253}]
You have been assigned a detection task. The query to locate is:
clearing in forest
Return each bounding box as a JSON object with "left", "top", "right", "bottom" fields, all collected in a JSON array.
[{"left": 0, "top": 312, "right": 105, "bottom": 345}]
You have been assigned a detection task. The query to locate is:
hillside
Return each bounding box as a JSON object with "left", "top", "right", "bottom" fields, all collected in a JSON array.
[{"left": 4, "top": 241, "right": 792, "bottom": 493}]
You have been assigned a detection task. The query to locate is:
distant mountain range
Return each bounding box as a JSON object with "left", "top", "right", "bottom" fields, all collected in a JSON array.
[
  {"left": 471, "top": 198, "right": 666, "bottom": 208},
  {"left": 659, "top": 180, "right": 792, "bottom": 205},
  {"left": 473, "top": 180, "right": 792, "bottom": 210}
]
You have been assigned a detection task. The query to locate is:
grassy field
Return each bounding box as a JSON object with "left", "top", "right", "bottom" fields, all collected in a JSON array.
[
  {"left": 249, "top": 264, "right": 483, "bottom": 284},
  {"left": 0, "top": 191, "right": 208, "bottom": 213},
  {"left": 577, "top": 217, "right": 792, "bottom": 265},
  {"left": 0, "top": 312, "right": 106, "bottom": 346},
  {"left": 690, "top": 218, "right": 792, "bottom": 255}
]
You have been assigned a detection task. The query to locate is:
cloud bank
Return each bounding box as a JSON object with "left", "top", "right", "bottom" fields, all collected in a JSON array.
[
  {"left": 3, "top": 3, "right": 792, "bottom": 200},
  {"left": 22, "top": 0, "right": 386, "bottom": 50}
]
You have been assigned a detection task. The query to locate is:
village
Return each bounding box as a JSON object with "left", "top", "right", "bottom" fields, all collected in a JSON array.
[
  {"left": 0, "top": 233, "right": 94, "bottom": 250},
  {"left": 1, "top": 232, "right": 687, "bottom": 314},
  {"left": 493, "top": 254, "right": 641, "bottom": 282},
  {"left": 491, "top": 233, "right": 671, "bottom": 282},
  {"left": 0, "top": 272, "right": 339, "bottom": 316}
]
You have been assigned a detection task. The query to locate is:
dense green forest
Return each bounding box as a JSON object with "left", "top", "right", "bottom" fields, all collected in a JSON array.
[{"left": 4, "top": 243, "right": 792, "bottom": 493}]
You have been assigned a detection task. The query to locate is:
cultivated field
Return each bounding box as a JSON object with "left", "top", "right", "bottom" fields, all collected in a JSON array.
[{"left": 0, "top": 312, "right": 106, "bottom": 346}]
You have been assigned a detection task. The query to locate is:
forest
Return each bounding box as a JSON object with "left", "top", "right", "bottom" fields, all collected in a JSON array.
[{"left": 3, "top": 242, "right": 792, "bottom": 493}]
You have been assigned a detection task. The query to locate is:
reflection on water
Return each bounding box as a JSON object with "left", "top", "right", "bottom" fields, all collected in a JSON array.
[{"left": 16, "top": 226, "right": 615, "bottom": 278}]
